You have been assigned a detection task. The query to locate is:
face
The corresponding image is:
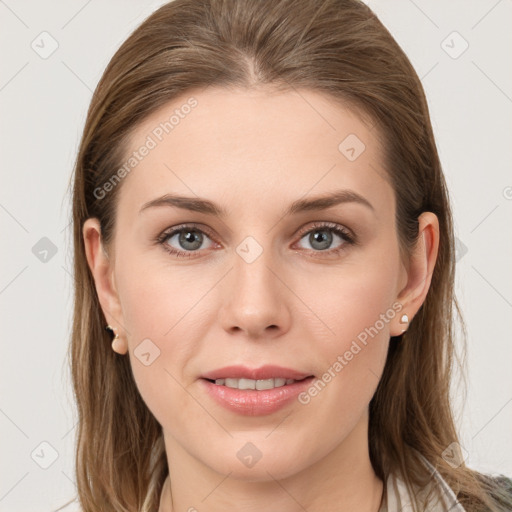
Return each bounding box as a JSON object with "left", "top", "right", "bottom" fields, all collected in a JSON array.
[{"left": 85, "top": 86, "right": 435, "bottom": 482}]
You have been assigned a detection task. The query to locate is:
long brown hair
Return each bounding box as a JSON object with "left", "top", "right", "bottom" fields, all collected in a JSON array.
[{"left": 59, "top": 0, "right": 512, "bottom": 510}]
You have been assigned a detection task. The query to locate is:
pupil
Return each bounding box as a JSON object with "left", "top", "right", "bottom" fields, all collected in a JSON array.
[
  {"left": 311, "top": 230, "right": 332, "bottom": 250},
  {"left": 180, "top": 230, "right": 202, "bottom": 250}
]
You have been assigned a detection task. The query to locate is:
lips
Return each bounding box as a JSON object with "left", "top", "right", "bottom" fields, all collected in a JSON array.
[
  {"left": 199, "top": 365, "right": 316, "bottom": 415},
  {"left": 200, "top": 375, "right": 316, "bottom": 416},
  {"left": 201, "top": 364, "right": 314, "bottom": 381}
]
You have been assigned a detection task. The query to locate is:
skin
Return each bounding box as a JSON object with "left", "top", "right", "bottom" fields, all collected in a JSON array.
[{"left": 83, "top": 86, "right": 439, "bottom": 511}]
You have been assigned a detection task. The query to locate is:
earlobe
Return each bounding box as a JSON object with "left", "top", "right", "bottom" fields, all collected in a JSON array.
[
  {"left": 105, "top": 325, "right": 128, "bottom": 355},
  {"left": 391, "top": 212, "right": 440, "bottom": 337},
  {"left": 82, "top": 218, "right": 128, "bottom": 354}
]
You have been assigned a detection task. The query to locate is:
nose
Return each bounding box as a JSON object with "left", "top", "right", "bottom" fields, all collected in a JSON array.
[{"left": 218, "top": 242, "right": 292, "bottom": 340}]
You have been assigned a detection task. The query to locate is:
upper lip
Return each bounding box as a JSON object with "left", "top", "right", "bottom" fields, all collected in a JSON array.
[{"left": 201, "top": 365, "right": 314, "bottom": 381}]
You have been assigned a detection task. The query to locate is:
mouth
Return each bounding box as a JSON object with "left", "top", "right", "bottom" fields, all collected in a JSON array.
[
  {"left": 200, "top": 364, "right": 314, "bottom": 387},
  {"left": 199, "top": 365, "right": 316, "bottom": 416},
  {"left": 202, "top": 376, "right": 312, "bottom": 390}
]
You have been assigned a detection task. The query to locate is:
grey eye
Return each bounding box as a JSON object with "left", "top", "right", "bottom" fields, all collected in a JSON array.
[
  {"left": 167, "top": 229, "right": 211, "bottom": 252},
  {"left": 298, "top": 228, "right": 345, "bottom": 251}
]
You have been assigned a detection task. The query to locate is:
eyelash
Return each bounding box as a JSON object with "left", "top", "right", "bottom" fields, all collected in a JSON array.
[{"left": 154, "top": 221, "right": 357, "bottom": 259}]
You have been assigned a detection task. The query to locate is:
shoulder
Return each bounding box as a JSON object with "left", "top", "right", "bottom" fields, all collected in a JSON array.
[
  {"left": 478, "top": 472, "right": 512, "bottom": 488},
  {"left": 477, "top": 472, "right": 512, "bottom": 505},
  {"left": 488, "top": 474, "right": 512, "bottom": 492}
]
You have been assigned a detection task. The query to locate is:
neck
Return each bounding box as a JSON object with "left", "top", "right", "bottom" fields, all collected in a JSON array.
[{"left": 159, "top": 411, "right": 383, "bottom": 512}]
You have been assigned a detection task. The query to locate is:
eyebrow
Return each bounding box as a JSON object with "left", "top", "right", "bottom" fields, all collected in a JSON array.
[{"left": 138, "top": 189, "right": 375, "bottom": 217}]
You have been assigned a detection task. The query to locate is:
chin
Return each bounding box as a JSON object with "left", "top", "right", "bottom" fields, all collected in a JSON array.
[{"left": 201, "top": 442, "right": 310, "bottom": 482}]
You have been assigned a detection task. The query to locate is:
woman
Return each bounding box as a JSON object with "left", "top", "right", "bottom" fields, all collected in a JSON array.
[{"left": 60, "top": 0, "right": 512, "bottom": 510}]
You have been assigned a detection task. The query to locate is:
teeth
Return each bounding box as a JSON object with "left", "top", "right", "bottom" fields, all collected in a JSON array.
[{"left": 213, "top": 377, "right": 297, "bottom": 390}]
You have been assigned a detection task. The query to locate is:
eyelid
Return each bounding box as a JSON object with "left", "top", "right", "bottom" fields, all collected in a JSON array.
[
  {"left": 156, "top": 220, "right": 356, "bottom": 257},
  {"left": 157, "top": 222, "right": 218, "bottom": 243},
  {"left": 295, "top": 220, "right": 354, "bottom": 240}
]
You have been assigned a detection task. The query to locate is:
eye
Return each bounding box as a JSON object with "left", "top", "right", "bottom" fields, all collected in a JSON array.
[
  {"left": 155, "top": 221, "right": 356, "bottom": 259},
  {"left": 156, "top": 224, "right": 217, "bottom": 258},
  {"left": 294, "top": 222, "right": 355, "bottom": 255}
]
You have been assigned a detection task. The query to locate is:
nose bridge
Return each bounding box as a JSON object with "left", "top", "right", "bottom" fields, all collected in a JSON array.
[
  {"left": 219, "top": 233, "right": 289, "bottom": 336},
  {"left": 233, "top": 233, "right": 279, "bottom": 304}
]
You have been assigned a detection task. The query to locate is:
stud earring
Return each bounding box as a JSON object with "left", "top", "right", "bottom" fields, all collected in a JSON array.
[
  {"left": 399, "top": 314, "right": 409, "bottom": 324},
  {"left": 399, "top": 314, "right": 409, "bottom": 334},
  {"left": 105, "top": 325, "right": 125, "bottom": 354}
]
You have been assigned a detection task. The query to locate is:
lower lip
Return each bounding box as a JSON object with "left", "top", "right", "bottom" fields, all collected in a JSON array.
[{"left": 199, "top": 376, "right": 315, "bottom": 416}]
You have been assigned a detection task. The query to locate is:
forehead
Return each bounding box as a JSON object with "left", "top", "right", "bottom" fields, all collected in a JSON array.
[{"left": 117, "top": 86, "right": 392, "bottom": 220}]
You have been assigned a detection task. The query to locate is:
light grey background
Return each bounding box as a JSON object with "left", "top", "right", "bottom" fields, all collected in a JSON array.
[{"left": 1, "top": 1, "right": 511, "bottom": 510}]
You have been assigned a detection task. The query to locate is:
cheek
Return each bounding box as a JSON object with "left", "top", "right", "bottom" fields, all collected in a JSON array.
[
  {"left": 300, "top": 248, "right": 400, "bottom": 352},
  {"left": 112, "top": 257, "right": 182, "bottom": 399},
  {"left": 308, "top": 281, "right": 392, "bottom": 401},
  {"left": 295, "top": 248, "right": 398, "bottom": 411},
  {"left": 113, "top": 252, "right": 224, "bottom": 426},
  {"left": 115, "top": 252, "right": 209, "bottom": 343}
]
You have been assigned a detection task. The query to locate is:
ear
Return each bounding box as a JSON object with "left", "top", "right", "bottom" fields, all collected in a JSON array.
[
  {"left": 390, "top": 211, "right": 440, "bottom": 336},
  {"left": 82, "top": 218, "right": 128, "bottom": 354}
]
